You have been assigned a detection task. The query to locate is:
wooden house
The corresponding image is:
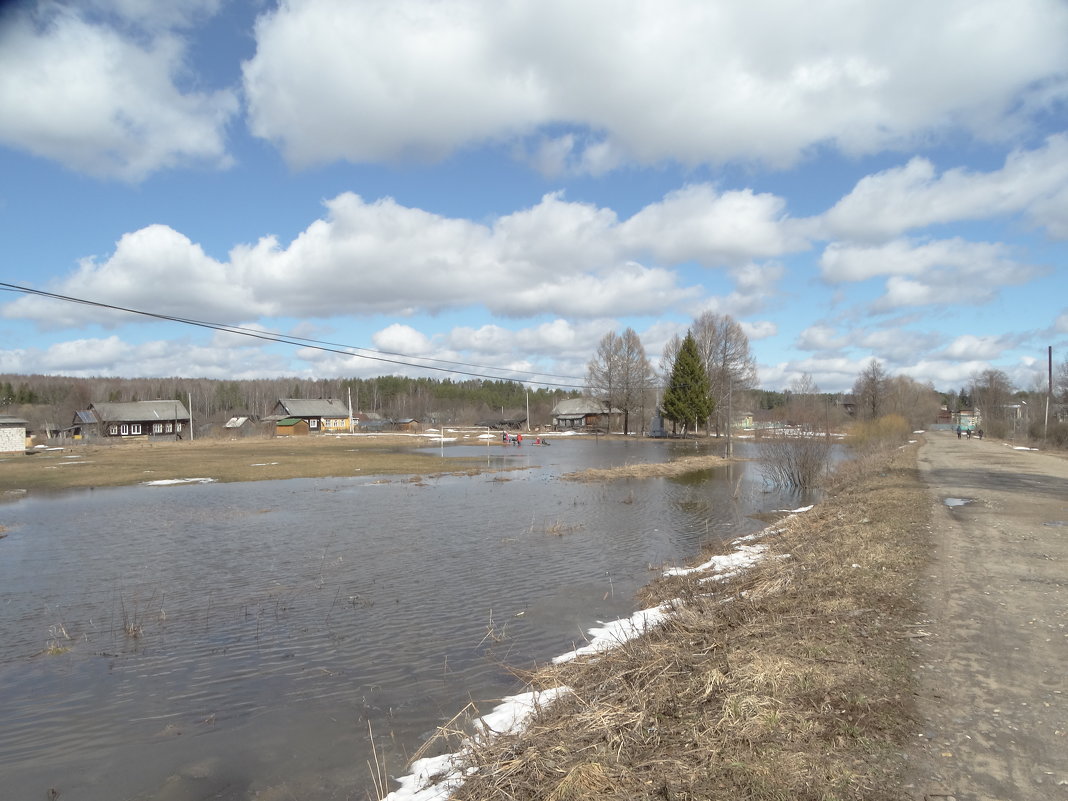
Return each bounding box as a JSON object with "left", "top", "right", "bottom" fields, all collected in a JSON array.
[
  {"left": 551, "top": 398, "right": 619, "bottom": 432},
  {"left": 272, "top": 399, "right": 351, "bottom": 433},
  {"left": 78, "top": 401, "right": 191, "bottom": 439}
]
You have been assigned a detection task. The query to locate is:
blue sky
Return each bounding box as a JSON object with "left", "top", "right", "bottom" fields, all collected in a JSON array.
[{"left": 1, "top": 0, "right": 1066, "bottom": 394}]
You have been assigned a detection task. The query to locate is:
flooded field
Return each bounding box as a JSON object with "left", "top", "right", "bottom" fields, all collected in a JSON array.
[{"left": 0, "top": 438, "right": 813, "bottom": 800}]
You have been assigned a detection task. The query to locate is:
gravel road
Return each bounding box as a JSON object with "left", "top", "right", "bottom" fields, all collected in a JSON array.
[{"left": 909, "top": 431, "right": 1068, "bottom": 801}]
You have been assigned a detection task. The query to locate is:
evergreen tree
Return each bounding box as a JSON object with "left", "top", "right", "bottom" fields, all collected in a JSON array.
[{"left": 661, "top": 332, "right": 712, "bottom": 435}]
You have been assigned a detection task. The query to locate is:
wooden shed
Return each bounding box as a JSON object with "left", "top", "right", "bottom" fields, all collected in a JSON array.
[{"left": 275, "top": 417, "right": 310, "bottom": 436}]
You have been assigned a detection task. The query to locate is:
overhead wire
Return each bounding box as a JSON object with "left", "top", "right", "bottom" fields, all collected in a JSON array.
[{"left": 0, "top": 282, "right": 590, "bottom": 389}]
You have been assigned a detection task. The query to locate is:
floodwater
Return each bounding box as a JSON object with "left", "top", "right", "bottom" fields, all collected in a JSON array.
[{"left": 0, "top": 438, "right": 813, "bottom": 800}]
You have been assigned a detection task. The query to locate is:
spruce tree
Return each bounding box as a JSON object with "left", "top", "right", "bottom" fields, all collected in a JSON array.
[{"left": 661, "top": 332, "right": 713, "bottom": 435}]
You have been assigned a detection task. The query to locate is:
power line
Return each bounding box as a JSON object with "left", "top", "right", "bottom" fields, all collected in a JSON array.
[{"left": 0, "top": 282, "right": 589, "bottom": 389}]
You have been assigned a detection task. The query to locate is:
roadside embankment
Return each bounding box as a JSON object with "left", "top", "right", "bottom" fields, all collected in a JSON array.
[{"left": 434, "top": 441, "right": 932, "bottom": 800}]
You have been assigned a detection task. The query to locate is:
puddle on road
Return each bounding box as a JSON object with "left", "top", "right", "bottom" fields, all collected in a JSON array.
[{"left": 943, "top": 497, "right": 974, "bottom": 507}]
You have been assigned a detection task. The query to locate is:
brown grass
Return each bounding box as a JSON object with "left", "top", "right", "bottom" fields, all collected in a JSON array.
[
  {"left": 563, "top": 454, "right": 726, "bottom": 482},
  {"left": 0, "top": 435, "right": 499, "bottom": 491},
  {"left": 436, "top": 441, "right": 930, "bottom": 800}
]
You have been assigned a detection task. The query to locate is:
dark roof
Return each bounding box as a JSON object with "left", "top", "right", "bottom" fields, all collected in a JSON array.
[
  {"left": 0, "top": 415, "right": 28, "bottom": 426},
  {"left": 88, "top": 400, "right": 190, "bottom": 422}
]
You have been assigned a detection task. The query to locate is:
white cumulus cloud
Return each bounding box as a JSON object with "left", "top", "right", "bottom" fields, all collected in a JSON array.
[
  {"left": 241, "top": 0, "right": 1068, "bottom": 172},
  {"left": 0, "top": 5, "right": 238, "bottom": 181}
]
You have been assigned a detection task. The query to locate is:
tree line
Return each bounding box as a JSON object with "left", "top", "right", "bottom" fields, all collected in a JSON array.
[
  {"left": 4, "top": 347, "right": 1066, "bottom": 442},
  {"left": 0, "top": 374, "right": 578, "bottom": 433}
]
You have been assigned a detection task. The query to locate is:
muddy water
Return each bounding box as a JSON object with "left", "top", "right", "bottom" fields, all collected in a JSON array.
[{"left": 0, "top": 439, "right": 812, "bottom": 800}]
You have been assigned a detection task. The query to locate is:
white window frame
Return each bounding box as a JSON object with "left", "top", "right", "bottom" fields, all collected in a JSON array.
[
  {"left": 131, "top": 424, "right": 141, "bottom": 435},
  {"left": 153, "top": 423, "right": 163, "bottom": 434},
  {"left": 108, "top": 424, "right": 119, "bottom": 436},
  {"left": 309, "top": 419, "right": 319, "bottom": 429}
]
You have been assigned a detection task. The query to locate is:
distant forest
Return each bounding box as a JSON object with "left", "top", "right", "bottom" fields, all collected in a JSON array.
[
  {"left": 0, "top": 372, "right": 837, "bottom": 440},
  {"left": 0, "top": 373, "right": 583, "bottom": 433}
]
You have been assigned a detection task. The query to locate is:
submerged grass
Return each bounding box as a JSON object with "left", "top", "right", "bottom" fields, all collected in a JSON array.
[{"left": 438, "top": 441, "right": 930, "bottom": 801}]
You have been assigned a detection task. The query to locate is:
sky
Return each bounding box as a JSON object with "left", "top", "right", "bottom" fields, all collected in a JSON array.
[{"left": 1, "top": 0, "right": 1067, "bottom": 395}]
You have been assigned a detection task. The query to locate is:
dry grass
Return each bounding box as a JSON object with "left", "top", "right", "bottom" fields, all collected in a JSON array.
[
  {"left": 563, "top": 454, "right": 726, "bottom": 482},
  {"left": 440, "top": 442, "right": 930, "bottom": 801},
  {"left": 0, "top": 435, "right": 497, "bottom": 491}
]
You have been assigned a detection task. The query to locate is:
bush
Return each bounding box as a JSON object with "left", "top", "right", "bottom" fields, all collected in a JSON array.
[
  {"left": 756, "top": 427, "right": 834, "bottom": 488},
  {"left": 846, "top": 414, "right": 912, "bottom": 453},
  {"left": 1029, "top": 420, "right": 1068, "bottom": 449}
]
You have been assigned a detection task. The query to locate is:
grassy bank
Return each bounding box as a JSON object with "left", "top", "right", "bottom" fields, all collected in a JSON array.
[
  {"left": 435, "top": 441, "right": 930, "bottom": 800},
  {"left": 0, "top": 433, "right": 497, "bottom": 492}
]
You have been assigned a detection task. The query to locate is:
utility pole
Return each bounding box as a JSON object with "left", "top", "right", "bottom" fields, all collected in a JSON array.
[
  {"left": 1045, "top": 345, "right": 1052, "bottom": 443},
  {"left": 726, "top": 376, "right": 733, "bottom": 458}
]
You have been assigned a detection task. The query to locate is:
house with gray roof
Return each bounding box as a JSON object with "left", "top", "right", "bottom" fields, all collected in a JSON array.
[
  {"left": 271, "top": 399, "right": 352, "bottom": 433},
  {"left": 76, "top": 400, "right": 191, "bottom": 439},
  {"left": 550, "top": 397, "right": 620, "bottom": 432}
]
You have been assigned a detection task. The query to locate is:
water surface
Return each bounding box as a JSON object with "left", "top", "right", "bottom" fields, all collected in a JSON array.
[{"left": 0, "top": 438, "right": 811, "bottom": 800}]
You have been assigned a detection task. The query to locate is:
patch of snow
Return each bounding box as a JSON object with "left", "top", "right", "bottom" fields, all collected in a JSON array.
[
  {"left": 663, "top": 544, "right": 767, "bottom": 578},
  {"left": 943, "top": 497, "right": 971, "bottom": 507},
  {"left": 383, "top": 688, "right": 571, "bottom": 801},
  {"left": 250, "top": 462, "right": 279, "bottom": 466},
  {"left": 553, "top": 604, "right": 673, "bottom": 664},
  {"left": 142, "top": 478, "right": 216, "bottom": 486}
]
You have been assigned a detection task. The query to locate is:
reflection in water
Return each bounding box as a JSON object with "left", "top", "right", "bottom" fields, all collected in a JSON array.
[{"left": 0, "top": 439, "right": 812, "bottom": 800}]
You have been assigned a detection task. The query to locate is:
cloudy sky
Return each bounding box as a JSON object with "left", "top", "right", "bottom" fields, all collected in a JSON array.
[{"left": 1, "top": 0, "right": 1066, "bottom": 394}]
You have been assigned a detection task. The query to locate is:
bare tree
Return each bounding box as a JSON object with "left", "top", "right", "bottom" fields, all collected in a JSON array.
[
  {"left": 616, "top": 328, "right": 654, "bottom": 434},
  {"left": 882, "top": 376, "right": 941, "bottom": 430},
  {"left": 587, "top": 331, "right": 622, "bottom": 426},
  {"left": 851, "top": 358, "right": 889, "bottom": 420},
  {"left": 587, "top": 328, "right": 653, "bottom": 434},
  {"left": 970, "top": 368, "right": 1015, "bottom": 436},
  {"left": 691, "top": 312, "right": 757, "bottom": 435},
  {"left": 1057, "top": 357, "right": 1068, "bottom": 404}
]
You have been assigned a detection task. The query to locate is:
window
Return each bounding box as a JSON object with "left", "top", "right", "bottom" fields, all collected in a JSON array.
[
  {"left": 120, "top": 424, "right": 129, "bottom": 435},
  {"left": 176, "top": 422, "right": 182, "bottom": 432},
  {"left": 165, "top": 423, "right": 173, "bottom": 433},
  {"left": 109, "top": 425, "right": 118, "bottom": 436},
  {"left": 131, "top": 424, "right": 141, "bottom": 435},
  {"left": 153, "top": 423, "right": 163, "bottom": 434},
  {"left": 309, "top": 419, "right": 319, "bottom": 429}
]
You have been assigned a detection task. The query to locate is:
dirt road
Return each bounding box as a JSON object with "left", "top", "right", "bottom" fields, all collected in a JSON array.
[{"left": 911, "top": 431, "right": 1068, "bottom": 800}]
